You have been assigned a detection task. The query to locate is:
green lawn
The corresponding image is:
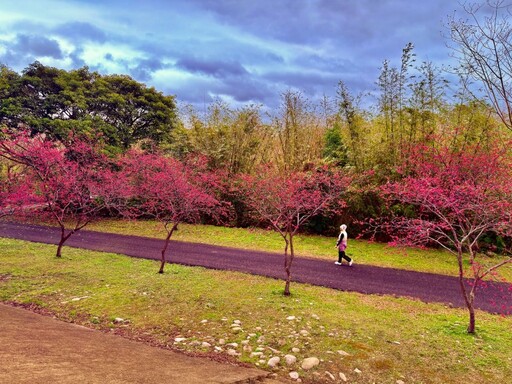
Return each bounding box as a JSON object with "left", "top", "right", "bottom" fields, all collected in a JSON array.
[{"left": 1, "top": 237, "right": 511, "bottom": 384}]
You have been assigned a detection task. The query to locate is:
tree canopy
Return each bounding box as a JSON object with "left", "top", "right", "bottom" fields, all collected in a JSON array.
[{"left": 0, "top": 62, "right": 178, "bottom": 151}]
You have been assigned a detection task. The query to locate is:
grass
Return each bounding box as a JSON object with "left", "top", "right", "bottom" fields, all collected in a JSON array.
[
  {"left": 1, "top": 237, "right": 511, "bottom": 384},
  {"left": 83, "top": 218, "right": 512, "bottom": 281}
]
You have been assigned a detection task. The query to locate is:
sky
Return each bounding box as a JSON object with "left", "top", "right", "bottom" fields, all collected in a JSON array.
[{"left": 0, "top": 0, "right": 464, "bottom": 112}]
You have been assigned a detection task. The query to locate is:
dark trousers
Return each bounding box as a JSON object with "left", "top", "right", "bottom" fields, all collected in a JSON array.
[{"left": 338, "top": 250, "right": 352, "bottom": 263}]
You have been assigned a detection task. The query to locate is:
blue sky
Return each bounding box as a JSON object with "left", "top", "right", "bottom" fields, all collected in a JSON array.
[{"left": 0, "top": 0, "right": 461, "bottom": 111}]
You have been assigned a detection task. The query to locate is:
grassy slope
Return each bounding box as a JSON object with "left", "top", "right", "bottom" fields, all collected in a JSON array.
[{"left": 1, "top": 237, "right": 511, "bottom": 384}]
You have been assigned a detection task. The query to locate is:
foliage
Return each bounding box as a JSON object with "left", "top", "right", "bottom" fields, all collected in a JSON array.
[
  {"left": 0, "top": 62, "right": 178, "bottom": 150},
  {"left": 372, "top": 141, "right": 512, "bottom": 333},
  {"left": 0, "top": 129, "right": 126, "bottom": 257},
  {"left": 120, "top": 151, "right": 228, "bottom": 273},
  {"left": 240, "top": 166, "right": 350, "bottom": 295}
]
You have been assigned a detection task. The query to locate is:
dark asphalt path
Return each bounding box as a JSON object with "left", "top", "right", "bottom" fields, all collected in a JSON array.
[{"left": 1, "top": 222, "right": 511, "bottom": 315}]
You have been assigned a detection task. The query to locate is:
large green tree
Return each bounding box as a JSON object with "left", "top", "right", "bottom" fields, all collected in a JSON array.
[{"left": 0, "top": 62, "right": 178, "bottom": 150}]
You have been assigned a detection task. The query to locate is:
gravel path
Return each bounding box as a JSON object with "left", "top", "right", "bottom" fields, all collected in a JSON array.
[{"left": 1, "top": 221, "right": 511, "bottom": 315}]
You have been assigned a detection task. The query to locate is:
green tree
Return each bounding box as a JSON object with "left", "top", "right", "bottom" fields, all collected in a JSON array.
[{"left": 0, "top": 62, "right": 178, "bottom": 150}]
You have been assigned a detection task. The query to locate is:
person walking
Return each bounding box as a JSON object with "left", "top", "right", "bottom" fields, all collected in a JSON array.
[{"left": 335, "top": 224, "right": 353, "bottom": 266}]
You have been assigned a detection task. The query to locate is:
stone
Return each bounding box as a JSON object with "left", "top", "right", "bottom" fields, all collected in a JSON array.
[
  {"left": 174, "top": 337, "right": 187, "bottom": 343},
  {"left": 233, "top": 319, "right": 241, "bottom": 324},
  {"left": 337, "top": 350, "right": 350, "bottom": 356},
  {"left": 396, "top": 381, "right": 405, "bottom": 384},
  {"left": 299, "top": 330, "right": 309, "bottom": 336},
  {"left": 200, "top": 319, "right": 208, "bottom": 324},
  {"left": 339, "top": 372, "right": 347, "bottom": 382},
  {"left": 250, "top": 352, "right": 263, "bottom": 358},
  {"left": 201, "top": 342, "right": 211, "bottom": 348},
  {"left": 325, "top": 371, "right": 335, "bottom": 381},
  {"left": 354, "top": 368, "right": 362, "bottom": 374},
  {"left": 218, "top": 338, "right": 225, "bottom": 345},
  {"left": 286, "top": 315, "right": 296, "bottom": 320},
  {"left": 268, "top": 356, "right": 280, "bottom": 367},
  {"left": 227, "top": 348, "right": 238, "bottom": 356},
  {"left": 301, "top": 357, "right": 320, "bottom": 370},
  {"left": 284, "top": 354, "right": 297, "bottom": 365},
  {"left": 292, "top": 347, "right": 300, "bottom": 353},
  {"left": 289, "top": 371, "right": 300, "bottom": 380}
]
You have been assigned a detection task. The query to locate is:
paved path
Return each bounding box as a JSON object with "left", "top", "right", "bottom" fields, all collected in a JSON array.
[
  {"left": 0, "top": 303, "right": 274, "bottom": 384},
  {"left": 1, "top": 222, "right": 511, "bottom": 315}
]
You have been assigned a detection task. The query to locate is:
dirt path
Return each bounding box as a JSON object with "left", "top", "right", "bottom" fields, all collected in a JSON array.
[
  {"left": 0, "top": 303, "right": 274, "bottom": 384},
  {"left": 1, "top": 221, "right": 511, "bottom": 315}
]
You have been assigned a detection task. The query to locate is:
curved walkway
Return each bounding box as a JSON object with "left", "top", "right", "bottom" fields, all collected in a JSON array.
[{"left": 1, "top": 222, "right": 511, "bottom": 315}]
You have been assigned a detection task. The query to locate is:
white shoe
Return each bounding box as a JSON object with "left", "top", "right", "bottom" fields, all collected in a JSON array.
[
  {"left": 334, "top": 261, "right": 342, "bottom": 265},
  {"left": 349, "top": 260, "right": 353, "bottom": 267}
]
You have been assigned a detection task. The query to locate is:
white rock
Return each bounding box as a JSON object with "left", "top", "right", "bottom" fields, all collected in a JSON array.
[
  {"left": 337, "top": 350, "right": 350, "bottom": 356},
  {"left": 221, "top": 317, "right": 228, "bottom": 322},
  {"left": 201, "top": 342, "right": 211, "bottom": 348},
  {"left": 218, "top": 339, "right": 225, "bottom": 345},
  {"left": 200, "top": 319, "right": 208, "bottom": 324},
  {"left": 292, "top": 347, "right": 300, "bottom": 353},
  {"left": 227, "top": 342, "right": 238, "bottom": 348},
  {"left": 241, "top": 340, "right": 249, "bottom": 345},
  {"left": 233, "top": 319, "right": 241, "bottom": 324},
  {"left": 113, "top": 318, "right": 124, "bottom": 323},
  {"left": 301, "top": 357, "right": 320, "bottom": 370},
  {"left": 231, "top": 327, "right": 242, "bottom": 333},
  {"left": 396, "top": 381, "right": 405, "bottom": 384},
  {"left": 286, "top": 315, "right": 296, "bottom": 320},
  {"left": 251, "top": 352, "right": 264, "bottom": 357},
  {"left": 354, "top": 368, "right": 362, "bottom": 374},
  {"left": 227, "top": 349, "right": 238, "bottom": 356},
  {"left": 267, "top": 356, "right": 280, "bottom": 367},
  {"left": 243, "top": 345, "right": 252, "bottom": 352},
  {"left": 312, "top": 314, "right": 320, "bottom": 320},
  {"left": 214, "top": 346, "right": 223, "bottom": 352},
  {"left": 284, "top": 354, "right": 297, "bottom": 365},
  {"left": 289, "top": 371, "right": 300, "bottom": 380},
  {"left": 174, "top": 337, "right": 187, "bottom": 343},
  {"left": 339, "top": 372, "right": 347, "bottom": 382},
  {"left": 325, "top": 371, "right": 335, "bottom": 381},
  {"left": 299, "top": 330, "right": 309, "bottom": 336}
]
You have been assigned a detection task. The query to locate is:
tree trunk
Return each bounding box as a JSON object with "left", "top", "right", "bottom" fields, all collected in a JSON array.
[
  {"left": 456, "top": 248, "right": 476, "bottom": 333},
  {"left": 56, "top": 226, "right": 73, "bottom": 258},
  {"left": 283, "top": 235, "right": 291, "bottom": 296},
  {"left": 159, "top": 224, "right": 177, "bottom": 274}
]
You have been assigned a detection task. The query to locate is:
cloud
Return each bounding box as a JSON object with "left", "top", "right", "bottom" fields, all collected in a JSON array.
[
  {"left": 130, "top": 57, "right": 166, "bottom": 82},
  {"left": 0, "top": 33, "right": 63, "bottom": 67},
  {"left": 175, "top": 56, "right": 249, "bottom": 79},
  {"left": 53, "top": 22, "right": 107, "bottom": 43}
]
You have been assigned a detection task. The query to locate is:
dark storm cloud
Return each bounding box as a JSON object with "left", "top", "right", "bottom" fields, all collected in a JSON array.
[
  {"left": 130, "top": 57, "right": 165, "bottom": 82},
  {"left": 0, "top": 33, "right": 63, "bottom": 67},
  {"left": 11, "top": 34, "right": 63, "bottom": 59},
  {"left": 175, "top": 57, "right": 249, "bottom": 79},
  {"left": 53, "top": 22, "right": 107, "bottom": 43}
]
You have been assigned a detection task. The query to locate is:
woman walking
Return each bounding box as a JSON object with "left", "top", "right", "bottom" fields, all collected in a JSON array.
[{"left": 335, "top": 224, "right": 353, "bottom": 266}]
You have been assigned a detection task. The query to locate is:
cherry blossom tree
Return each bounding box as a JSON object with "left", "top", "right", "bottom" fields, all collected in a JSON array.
[
  {"left": 374, "top": 143, "right": 512, "bottom": 333},
  {"left": 0, "top": 130, "right": 127, "bottom": 257},
  {"left": 241, "top": 166, "right": 350, "bottom": 295},
  {"left": 121, "top": 151, "right": 227, "bottom": 273}
]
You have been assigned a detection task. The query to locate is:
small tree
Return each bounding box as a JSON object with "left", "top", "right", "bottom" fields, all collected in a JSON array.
[
  {"left": 0, "top": 130, "right": 126, "bottom": 257},
  {"left": 122, "top": 152, "right": 226, "bottom": 273},
  {"left": 241, "top": 166, "right": 350, "bottom": 295},
  {"left": 375, "top": 142, "right": 512, "bottom": 333}
]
